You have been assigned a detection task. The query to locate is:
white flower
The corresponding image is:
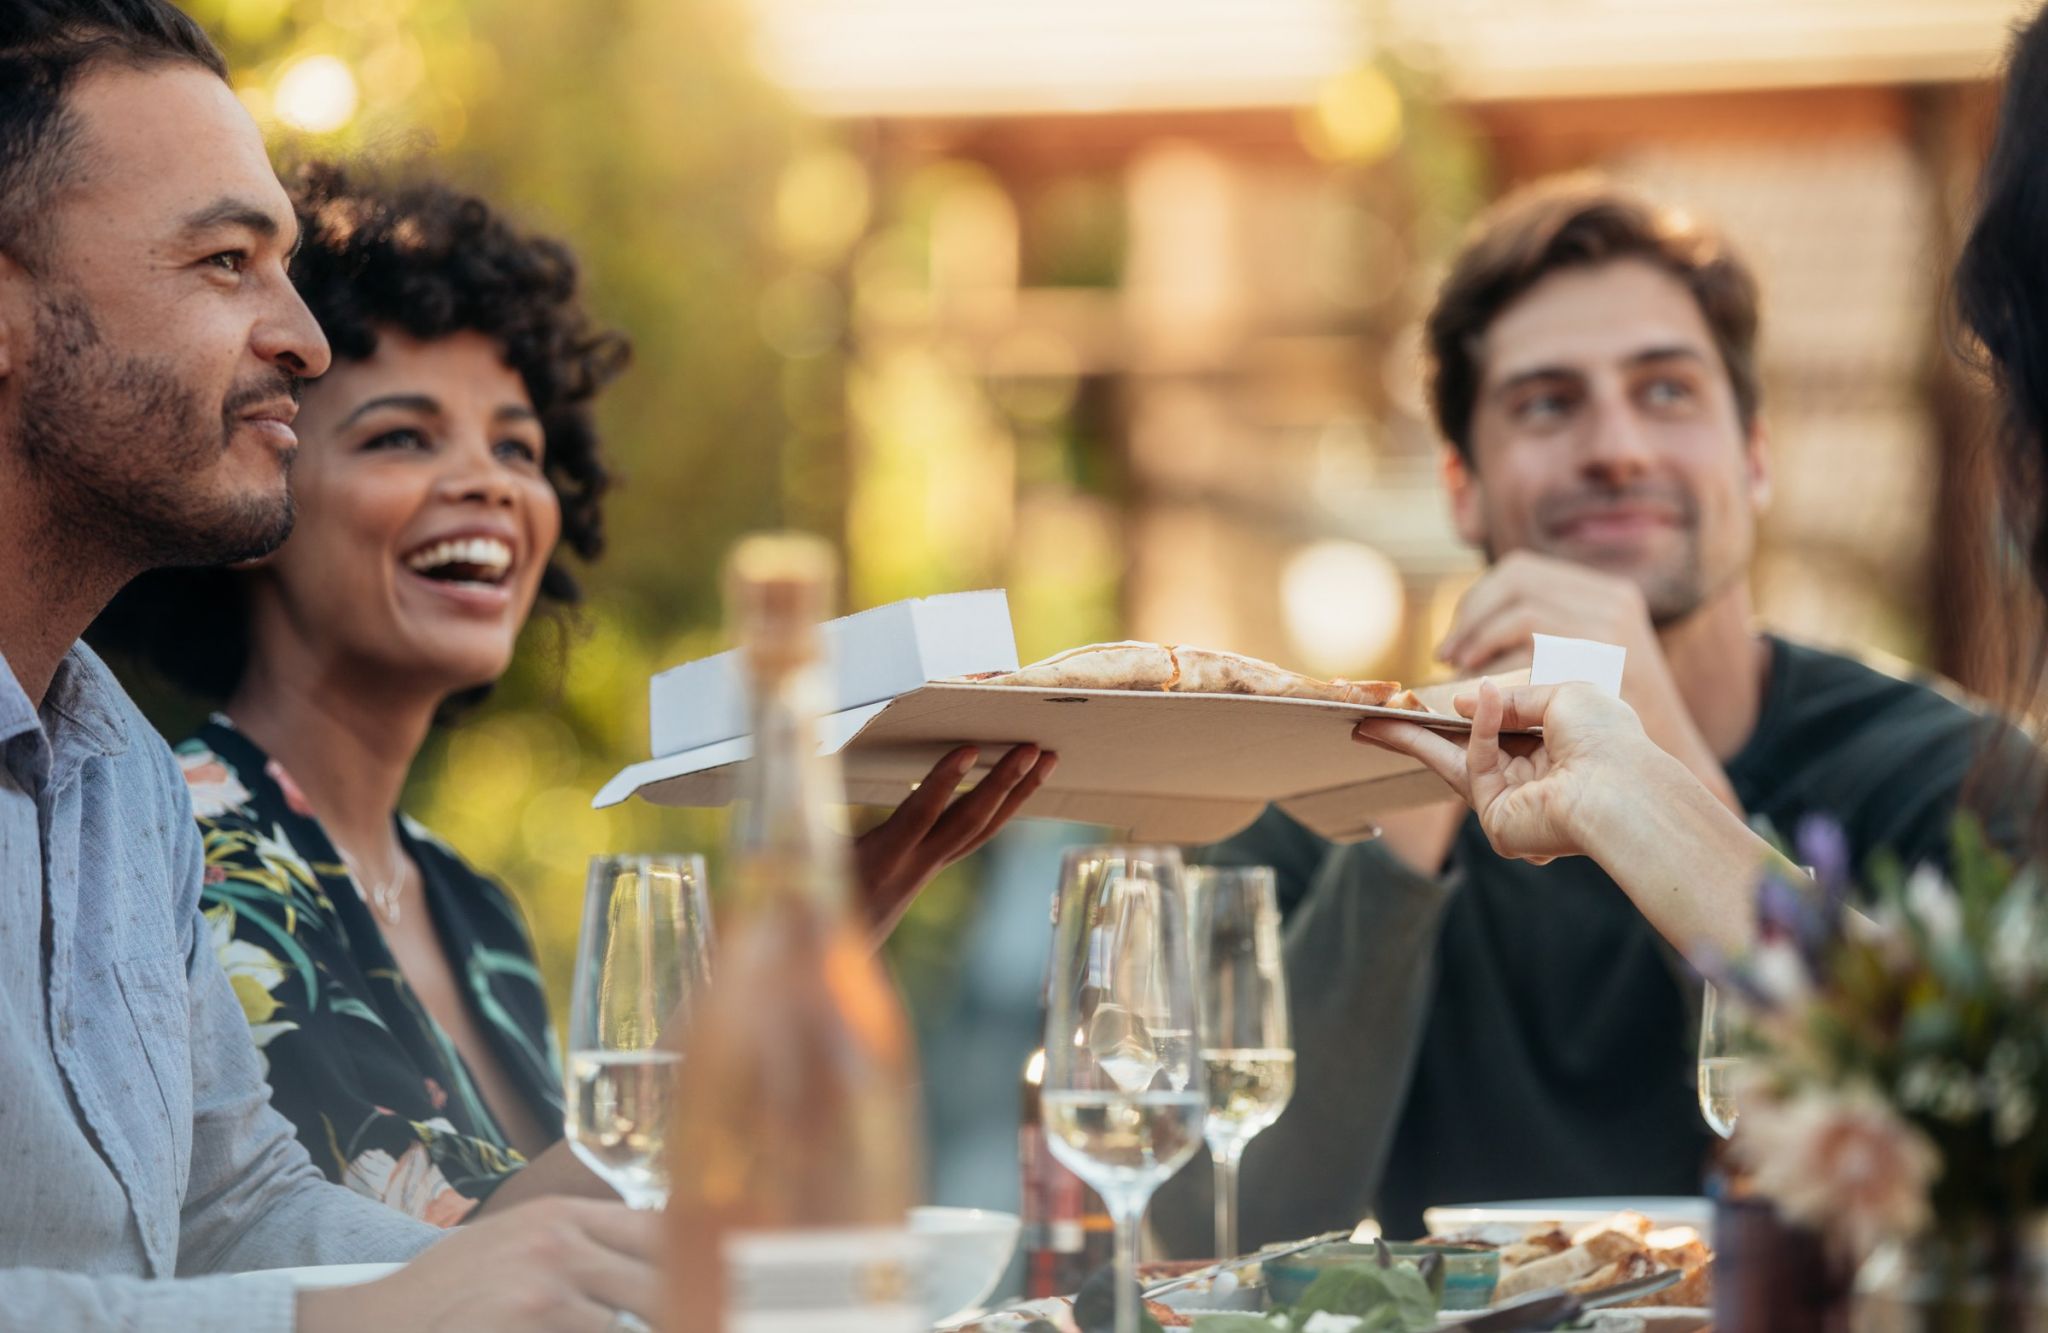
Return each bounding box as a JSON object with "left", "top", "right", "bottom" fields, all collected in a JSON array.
[
  {"left": 204, "top": 906, "right": 297, "bottom": 1058},
  {"left": 1749, "top": 937, "right": 1815, "bottom": 1009},
  {"left": 1897, "top": 1059, "right": 1982, "bottom": 1123},
  {"left": 178, "top": 750, "right": 251, "bottom": 819},
  {"left": 1735, "top": 1084, "right": 1940, "bottom": 1259},
  {"left": 1905, "top": 864, "right": 1963, "bottom": 948},
  {"left": 1989, "top": 874, "right": 2048, "bottom": 991},
  {"left": 342, "top": 1142, "right": 477, "bottom": 1227}
]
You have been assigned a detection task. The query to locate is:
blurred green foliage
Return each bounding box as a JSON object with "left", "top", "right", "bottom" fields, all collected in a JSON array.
[{"left": 179, "top": 0, "right": 937, "bottom": 1022}]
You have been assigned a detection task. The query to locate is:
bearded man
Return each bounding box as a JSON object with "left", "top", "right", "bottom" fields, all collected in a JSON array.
[{"left": 0, "top": 4, "right": 661, "bottom": 1329}]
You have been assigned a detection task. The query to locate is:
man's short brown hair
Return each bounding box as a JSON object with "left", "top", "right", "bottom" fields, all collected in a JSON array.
[{"left": 1426, "top": 175, "right": 1763, "bottom": 461}]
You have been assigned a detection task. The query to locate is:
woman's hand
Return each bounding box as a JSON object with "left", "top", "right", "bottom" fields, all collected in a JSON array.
[
  {"left": 1353, "top": 679, "right": 1658, "bottom": 864},
  {"left": 855, "top": 744, "right": 1057, "bottom": 936},
  {"left": 1355, "top": 677, "right": 1770, "bottom": 959}
]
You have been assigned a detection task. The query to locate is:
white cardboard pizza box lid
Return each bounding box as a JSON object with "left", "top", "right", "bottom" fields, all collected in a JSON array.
[
  {"left": 646, "top": 589, "right": 1018, "bottom": 758},
  {"left": 596, "top": 674, "right": 1491, "bottom": 845}
]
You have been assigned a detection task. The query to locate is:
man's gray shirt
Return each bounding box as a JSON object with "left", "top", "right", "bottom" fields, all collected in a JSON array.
[{"left": 0, "top": 644, "right": 436, "bottom": 1331}]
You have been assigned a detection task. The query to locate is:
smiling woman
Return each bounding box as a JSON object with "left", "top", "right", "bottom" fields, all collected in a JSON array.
[{"left": 87, "top": 161, "right": 1055, "bottom": 1225}]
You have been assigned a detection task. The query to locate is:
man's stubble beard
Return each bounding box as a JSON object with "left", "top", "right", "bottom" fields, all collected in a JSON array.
[
  {"left": 12, "top": 289, "right": 296, "bottom": 576},
  {"left": 1484, "top": 481, "right": 1735, "bottom": 629}
]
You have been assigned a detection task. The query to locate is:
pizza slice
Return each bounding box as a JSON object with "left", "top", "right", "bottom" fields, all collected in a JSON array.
[
  {"left": 1170, "top": 646, "right": 1398, "bottom": 706},
  {"left": 961, "top": 641, "right": 1179, "bottom": 692},
  {"left": 964, "top": 642, "right": 1398, "bottom": 705}
]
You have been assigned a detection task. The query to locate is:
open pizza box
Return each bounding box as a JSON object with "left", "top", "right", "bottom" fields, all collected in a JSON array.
[{"left": 594, "top": 590, "right": 1601, "bottom": 845}]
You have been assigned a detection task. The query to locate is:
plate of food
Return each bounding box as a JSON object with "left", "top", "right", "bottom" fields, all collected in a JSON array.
[{"left": 1419, "top": 1199, "right": 1711, "bottom": 1239}]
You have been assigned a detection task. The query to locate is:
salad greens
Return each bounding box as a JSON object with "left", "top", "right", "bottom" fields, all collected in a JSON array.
[{"left": 1187, "top": 1262, "right": 1439, "bottom": 1333}]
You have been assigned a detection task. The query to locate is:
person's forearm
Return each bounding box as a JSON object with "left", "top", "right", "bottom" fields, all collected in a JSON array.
[
  {"left": 1578, "top": 746, "right": 1773, "bottom": 961},
  {"left": 474, "top": 1136, "right": 620, "bottom": 1216},
  {"left": 1650, "top": 718, "right": 1743, "bottom": 817},
  {"left": 1628, "top": 681, "right": 1744, "bottom": 820}
]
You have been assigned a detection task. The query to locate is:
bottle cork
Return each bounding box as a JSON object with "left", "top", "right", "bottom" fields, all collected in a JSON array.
[{"left": 726, "top": 533, "right": 837, "bottom": 672}]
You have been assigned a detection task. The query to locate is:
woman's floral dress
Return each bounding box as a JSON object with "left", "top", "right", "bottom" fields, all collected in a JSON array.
[{"left": 177, "top": 716, "right": 564, "bottom": 1225}]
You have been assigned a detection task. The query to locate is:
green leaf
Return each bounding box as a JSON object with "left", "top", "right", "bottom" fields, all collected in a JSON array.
[
  {"left": 1293, "top": 1264, "right": 1437, "bottom": 1329},
  {"left": 1190, "top": 1316, "right": 1280, "bottom": 1333}
]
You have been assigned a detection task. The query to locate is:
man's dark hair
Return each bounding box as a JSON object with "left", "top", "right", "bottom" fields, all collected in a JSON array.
[
  {"left": 89, "top": 161, "right": 630, "bottom": 708},
  {"left": 0, "top": 0, "right": 227, "bottom": 272},
  {"left": 1426, "top": 175, "right": 1764, "bottom": 462}
]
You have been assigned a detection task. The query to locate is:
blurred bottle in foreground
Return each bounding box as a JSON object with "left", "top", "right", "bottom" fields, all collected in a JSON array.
[
  {"left": 667, "top": 534, "right": 924, "bottom": 1333},
  {"left": 1020, "top": 1044, "right": 1116, "bottom": 1296}
]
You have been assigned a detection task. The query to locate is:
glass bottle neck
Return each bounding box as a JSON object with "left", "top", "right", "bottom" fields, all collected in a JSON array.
[{"left": 731, "top": 657, "right": 852, "bottom": 915}]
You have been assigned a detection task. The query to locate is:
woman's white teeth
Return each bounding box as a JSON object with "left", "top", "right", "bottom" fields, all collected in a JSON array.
[{"left": 404, "top": 537, "right": 513, "bottom": 579}]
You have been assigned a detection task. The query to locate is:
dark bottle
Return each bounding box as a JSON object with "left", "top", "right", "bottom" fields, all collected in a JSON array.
[{"left": 1020, "top": 1044, "right": 1116, "bottom": 1297}]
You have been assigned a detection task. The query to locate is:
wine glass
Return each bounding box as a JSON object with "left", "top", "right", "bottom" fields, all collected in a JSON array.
[
  {"left": 1041, "top": 846, "right": 1206, "bottom": 1333},
  {"left": 565, "top": 853, "right": 713, "bottom": 1209},
  {"left": 1187, "top": 866, "right": 1293, "bottom": 1259},
  {"left": 1697, "top": 981, "right": 1743, "bottom": 1140}
]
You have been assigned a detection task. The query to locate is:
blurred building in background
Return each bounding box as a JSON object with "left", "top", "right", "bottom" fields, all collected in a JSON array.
[{"left": 754, "top": 0, "right": 2030, "bottom": 696}]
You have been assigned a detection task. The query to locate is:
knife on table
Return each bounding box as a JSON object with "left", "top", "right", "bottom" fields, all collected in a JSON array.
[{"left": 1451, "top": 1266, "right": 1684, "bottom": 1331}]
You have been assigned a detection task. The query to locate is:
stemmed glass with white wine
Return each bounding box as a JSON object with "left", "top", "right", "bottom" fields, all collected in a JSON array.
[
  {"left": 565, "top": 853, "right": 713, "bottom": 1210},
  {"left": 1042, "top": 846, "right": 1207, "bottom": 1333},
  {"left": 1188, "top": 866, "right": 1293, "bottom": 1259}
]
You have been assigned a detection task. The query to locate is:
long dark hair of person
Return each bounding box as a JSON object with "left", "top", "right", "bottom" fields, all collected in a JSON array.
[{"left": 1956, "top": 1, "right": 2048, "bottom": 846}]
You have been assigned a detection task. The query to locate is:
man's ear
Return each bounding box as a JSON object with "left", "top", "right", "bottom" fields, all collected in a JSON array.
[
  {"left": 1443, "top": 443, "right": 1488, "bottom": 549},
  {"left": 0, "top": 250, "right": 28, "bottom": 381},
  {"left": 1744, "top": 416, "right": 1773, "bottom": 515}
]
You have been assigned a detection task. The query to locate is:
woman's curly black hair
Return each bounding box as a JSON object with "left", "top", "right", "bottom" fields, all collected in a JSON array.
[{"left": 90, "top": 160, "right": 631, "bottom": 705}]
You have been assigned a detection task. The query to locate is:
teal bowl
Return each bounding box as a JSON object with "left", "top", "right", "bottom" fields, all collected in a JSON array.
[{"left": 1265, "top": 1241, "right": 1500, "bottom": 1312}]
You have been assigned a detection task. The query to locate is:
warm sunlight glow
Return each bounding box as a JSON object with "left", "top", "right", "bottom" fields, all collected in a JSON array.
[
  {"left": 274, "top": 55, "right": 359, "bottom": 134},
  {"left": 1282, "top": 540, "right": 1406, "bottom": 676}
]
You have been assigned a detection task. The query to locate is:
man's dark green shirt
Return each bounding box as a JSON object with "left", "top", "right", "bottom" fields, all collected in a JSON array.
[{"left": 1155, "top": 635, "right": 2034, "bottom": 1253}]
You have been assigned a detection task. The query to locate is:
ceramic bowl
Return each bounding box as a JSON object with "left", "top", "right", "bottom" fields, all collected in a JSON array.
[{"left": 913, "top": 1205, "right": 1022, "bottom": 1323}]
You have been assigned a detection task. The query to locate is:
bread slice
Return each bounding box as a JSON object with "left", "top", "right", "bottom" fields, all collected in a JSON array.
[{"left": 1494, "top": 1243, "right": 1605, "bottom": 1300}]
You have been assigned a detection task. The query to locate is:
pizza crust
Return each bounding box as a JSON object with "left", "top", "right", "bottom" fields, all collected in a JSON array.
[
  {"left": 965, "top": 642, "right": 1398, "bottom": 705},
  {"left": 965, "top": 641, "right": 1179, "bottom": 692}
]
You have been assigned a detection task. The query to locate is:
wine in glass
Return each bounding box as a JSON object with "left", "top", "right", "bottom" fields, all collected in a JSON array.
[
  {"left": 566, "top": 852, "right": 713, "bottom": 1210},
  {"left": 1041, "top": 845, "right": 1206, "bottom": 1333},
  {"left": 1697, "top": 980, "right": 1743, "bottom": 1140},
  {"left": 1188, "top": 866, "right": 1293, "bottom": 1259}
]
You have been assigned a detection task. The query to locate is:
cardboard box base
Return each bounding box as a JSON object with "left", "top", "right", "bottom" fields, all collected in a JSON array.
[{"left": 597, "top": 680, "right": 1490, "bottom": 845}]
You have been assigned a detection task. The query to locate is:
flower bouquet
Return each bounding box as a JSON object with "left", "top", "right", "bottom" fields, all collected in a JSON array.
[{"left": 1712, "top": 816, "right": 2048, "bottom": 1328}]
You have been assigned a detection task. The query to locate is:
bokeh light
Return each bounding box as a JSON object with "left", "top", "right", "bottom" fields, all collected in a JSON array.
[
  {"left": 273, "top": 54, "right": 358, "bottom": 134},
  {"left": 1299, "top": 65, "right": 1404, "bottom": 165},
  {"left": 1281, "top": 540, "right": 1407, "bottom": 676}
]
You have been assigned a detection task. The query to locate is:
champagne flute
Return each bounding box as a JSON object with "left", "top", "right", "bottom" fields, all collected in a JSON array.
[
  {"left": 565, "top": 853, "right": 712, "bottom": 1209},
  {"left": 1042, "top": 846, "right": 1206, "bottom": 1333},
  {"left": 1699, "top": 865, "right": 1809, "bottom": 1139},
  {"left": 1697, "top": 981, "right": 1742, "bottom": 1140},
  {"left": 1188, "top": 866, "right": 1293, "bottom": 1259}
]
